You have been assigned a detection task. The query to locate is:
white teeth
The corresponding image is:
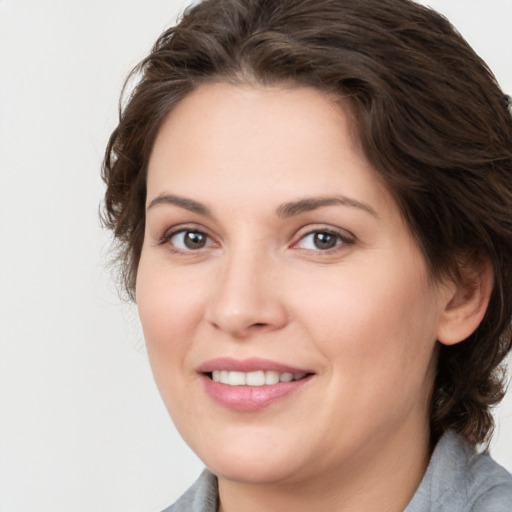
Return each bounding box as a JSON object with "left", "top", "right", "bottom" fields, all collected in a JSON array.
[
  {"left": 228, "top": 371, "right": 246, "bottom": 386},
  {"left": 246, "top": 371, "right": 265, "bottom": 386},
  {"left": 211, "top": 370, "right": 306, "bottom": 386},
  {"left": 265, "top": 370, "right": 280, "bottom": 385}
]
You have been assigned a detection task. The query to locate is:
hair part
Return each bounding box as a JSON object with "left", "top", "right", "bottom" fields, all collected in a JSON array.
[{"left": 102, "top": 0, "right": 512, "bottom": 445}]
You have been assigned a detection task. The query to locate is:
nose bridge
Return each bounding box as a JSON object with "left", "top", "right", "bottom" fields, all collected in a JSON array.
[{"left": 206, "top": 239, "right": 286, "bottom": 337}]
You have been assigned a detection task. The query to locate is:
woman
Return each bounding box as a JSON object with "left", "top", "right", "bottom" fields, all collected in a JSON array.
[{"left": 102, "top": 0, "right": 512, "bottom": 510}]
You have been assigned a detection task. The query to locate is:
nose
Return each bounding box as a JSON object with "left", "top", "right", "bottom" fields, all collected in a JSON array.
[{"left": 205, "top": 248, "right": 288, "bottom": 339}]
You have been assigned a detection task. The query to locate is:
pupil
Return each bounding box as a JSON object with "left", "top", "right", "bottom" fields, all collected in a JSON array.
[
  {"left": 314, "top": 232, "right": 337, "bottom": 250},
  {"left": 184, "top": 231, "right": 206, "bottom": 249}
]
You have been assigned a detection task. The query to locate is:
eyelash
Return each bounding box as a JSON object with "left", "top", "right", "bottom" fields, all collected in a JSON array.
[
  {"left": 158, "top": 226, "right": 215, "bottom": 253},
  {"left": 292, "top": 228, "right": 355, "bottom": 252},
  {"left": 157, "top": 226, "right": 355, "bottom": 254}
]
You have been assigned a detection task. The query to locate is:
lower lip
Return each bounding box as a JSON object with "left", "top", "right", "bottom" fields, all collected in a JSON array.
[{"left": 201, "top": 375, "right": 312, "bottom": 412}]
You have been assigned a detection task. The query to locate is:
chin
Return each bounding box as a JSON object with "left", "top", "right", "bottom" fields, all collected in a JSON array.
[
  {"left": 208, "top": 455, "right": 304, "bottom": 485},
  {"left": 187, "top": 429, "right": 311, "bottom": 485}
]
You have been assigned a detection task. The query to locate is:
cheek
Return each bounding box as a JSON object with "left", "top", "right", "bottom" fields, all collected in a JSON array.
[
  {"left": 136, "top": 258, "right": 205, "bottom": 368},
  {"left": 293, "top": 257, "right": 439, "bottom": 389},
  {"left": 135, "top": 260, "right": 209, "bottom": 424}
]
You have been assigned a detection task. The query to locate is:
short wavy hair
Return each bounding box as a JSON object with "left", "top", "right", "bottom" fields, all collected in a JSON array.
[{"left": 102, "top": 0, "right": 512, "bottom": 445}]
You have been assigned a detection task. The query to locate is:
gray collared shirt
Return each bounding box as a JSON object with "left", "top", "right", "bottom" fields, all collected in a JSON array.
[{"left": 162, "top": 431, "right": 512, "bottom": 511}]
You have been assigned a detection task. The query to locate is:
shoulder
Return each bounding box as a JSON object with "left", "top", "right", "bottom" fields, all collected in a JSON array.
[
  {"left": 444, "top": 432, "right": 512, "bottom": 511},
  {"left": 406, "top": 431, "right": 512, "bottom": 512},
  {"left": 464, "top": 445, "right": 512, "bottom": 512},
  {"left": 160, "top": 469, "right": 218, "bottom": 512}
]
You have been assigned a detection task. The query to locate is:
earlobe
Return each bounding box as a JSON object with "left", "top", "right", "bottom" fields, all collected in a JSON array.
[{"left": 436, "top": 258, "right": 494, "bottom": 346}]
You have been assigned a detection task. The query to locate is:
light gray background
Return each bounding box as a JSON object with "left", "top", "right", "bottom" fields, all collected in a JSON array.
[{"left": 0, "top": 1, "right": 510, "bottom": 511}]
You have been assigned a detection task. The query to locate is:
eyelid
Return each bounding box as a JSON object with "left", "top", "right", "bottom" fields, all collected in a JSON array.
[
  {"left": 155, "top": 222, "right": 355, "bottom": 254},
  {"left": 291, "top": 225, "right": 356, "bottom": 251},
  {"left": 157, "top": 224, "right": 219, "bottom": 251}
]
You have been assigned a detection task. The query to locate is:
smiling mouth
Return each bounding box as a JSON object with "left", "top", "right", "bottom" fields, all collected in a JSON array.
[
  {"left": 207, "top": 370, "right": 309, "bottom": 386},
  {"left": 200, "top": 360, "right": 314, "bottom": 411}
]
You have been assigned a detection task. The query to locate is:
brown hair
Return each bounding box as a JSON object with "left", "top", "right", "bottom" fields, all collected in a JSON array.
[{"left": 102, "top": 0, "right": 512, "bottom": 445}]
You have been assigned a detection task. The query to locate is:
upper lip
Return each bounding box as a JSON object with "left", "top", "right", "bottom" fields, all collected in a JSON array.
[{"left": 197, "top": 357, "right": 312, "bottom": 375}]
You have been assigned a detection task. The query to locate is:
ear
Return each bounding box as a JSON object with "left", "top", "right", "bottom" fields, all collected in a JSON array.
[{"left": 436, "top": 256, "right": 494, "bottom": 346}]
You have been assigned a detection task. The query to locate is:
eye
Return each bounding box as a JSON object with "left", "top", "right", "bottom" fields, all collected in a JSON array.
[
  {"left": 294, "top": 230, "right": 353, "bottom": 251},
  {"left": 165, "top": 229, "right": 215, "bottom": 251}
]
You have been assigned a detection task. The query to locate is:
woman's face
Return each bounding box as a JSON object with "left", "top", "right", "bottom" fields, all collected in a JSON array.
[{"left": 137, "top": 83, "right": 447, "bottom": 487}]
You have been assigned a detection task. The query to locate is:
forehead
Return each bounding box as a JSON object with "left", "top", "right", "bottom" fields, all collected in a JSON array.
[
  {"left": 146, "top": 82, "right": 397, "bottom": 219},
  {"left": 150, "top": 82, "right": 358, "bottom": 162}
]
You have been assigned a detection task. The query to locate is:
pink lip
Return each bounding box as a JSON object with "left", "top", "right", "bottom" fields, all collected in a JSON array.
[
  {"left": 197, "top": 358, "right": 314, "bottom": 412},
  {"left": 197, "top": 357, "right": 311, "bottom": 374}
]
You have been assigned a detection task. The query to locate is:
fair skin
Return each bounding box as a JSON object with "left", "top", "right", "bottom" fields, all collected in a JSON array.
[{"left": 136, "top": 83, "right": 491, "bottom": 512}]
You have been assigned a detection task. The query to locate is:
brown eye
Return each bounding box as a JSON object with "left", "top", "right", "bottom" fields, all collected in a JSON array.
[
  {"left": 169, "top": 230, "right": 212, "bottom": 251},
  {"left": 295, "top": 229, "right": 354, "bottom": 252},
  {"left": 313, "top": 232, "right": 338, "bottom": 250},
  {"left": 183, "top": 231, "right": 207, "bottom": 249}
]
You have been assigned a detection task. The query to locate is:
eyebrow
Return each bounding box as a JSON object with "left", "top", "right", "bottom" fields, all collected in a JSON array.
[
  {"left": 276, "top": 196, "right": 377, "bottom": 218},
  {"left": 147, "top": 194, "right": 212, "bottom": 216},
  {"left": 146, "top": 193, "right": 377, "bottom": 218}
]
